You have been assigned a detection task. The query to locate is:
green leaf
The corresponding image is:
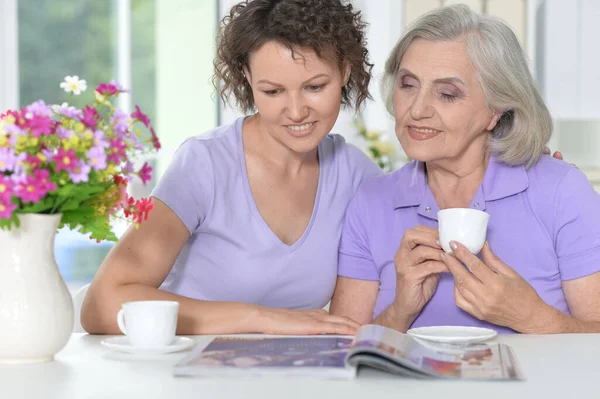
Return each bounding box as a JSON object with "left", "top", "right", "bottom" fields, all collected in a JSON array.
[
  {"left": 20, "top": 197, "right": 57, "bottom": 214},
  {"left": 0, "top": 213, "right": 20, "bottom": 230}
]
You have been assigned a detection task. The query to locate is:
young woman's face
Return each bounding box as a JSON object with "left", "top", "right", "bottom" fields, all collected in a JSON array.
[{"left": 246, "top": 41, "right": 348, "bottom": 154}]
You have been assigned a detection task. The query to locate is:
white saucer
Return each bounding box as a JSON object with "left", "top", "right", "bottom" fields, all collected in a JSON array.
[
  {"left": 100, "top": 337, "right": 195, "bottom": 355},
  {"left": 407, "top": 326, "right": 497, "bottom": 344}
]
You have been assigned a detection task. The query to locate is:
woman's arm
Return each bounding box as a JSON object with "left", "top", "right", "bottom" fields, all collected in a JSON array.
[
  {"left": 330, "top": 277, "right": 378, "bottom": 325},
  {"left": 330, "top": 277, "right": 415, "bottom": 332},
  {"left": 523, "top": 272, "right": 600, "bottom": 333},
  {"left": 81, "top": 199, "right": 359, "bottom": 335}
]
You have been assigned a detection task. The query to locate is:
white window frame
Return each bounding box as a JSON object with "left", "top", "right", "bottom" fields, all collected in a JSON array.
[{"left": 0, "top": 0, "right": 19, "bottom": 112}]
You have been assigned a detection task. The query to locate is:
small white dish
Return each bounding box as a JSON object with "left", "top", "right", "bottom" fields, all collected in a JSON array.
[
  {"left": 101, "top": 336, "right": 195, "bottom": 355},
  {"left": 407, "top": 326, "right": 497, "bottom": 344}
]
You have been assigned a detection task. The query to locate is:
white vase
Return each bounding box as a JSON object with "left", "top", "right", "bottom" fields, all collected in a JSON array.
[{"left": 0, "top": 213, "right": 74, "bottom": 364}]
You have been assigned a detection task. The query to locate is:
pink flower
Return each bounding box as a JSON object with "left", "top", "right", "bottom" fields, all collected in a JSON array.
[
  {"left": 54, "top": 148, "right": 78, "bottom": 172},
  {"left": 150, "top": 127, "right": 161, "bottom": 150},
  {"left": 134, "top": 198, "right": 154, "bottom": 224},
  {"left": 26, "top": 154, "right": 42, "bottom": 170},
  {"left": 80, "top": 106, "right": 98, "bottom": 129},
  {"left": 131, "top": 105, "right": 150, "bottom": 128},
  {"left": 0, "top": 175, "right": 14, "bottom": 197},
  {"left": 0, "top": 109, "right": 18, "bottom": 120},
  {"left": 34, "top": 169, "right": 57, "bottom": 192},
  {"left": 137, "top": 162, "right": 153, "bottom": 185},
  {"left": 14, "top": 176, "right": 46, "bottom": 203},
  {"left": 0, "top": 195, "right": 17, "bottom": 219},
  {"left": 108, "top": 138, "right": 127, "bottom": 164},
  {"left": 24, "top": 113, "right": 55, "bottom": 137},
  {"left": 113, "top": 175, "right": 129, "bottom": 210},
  {"left": 95, "top": 82, "right": 119, "bottom": 96}
]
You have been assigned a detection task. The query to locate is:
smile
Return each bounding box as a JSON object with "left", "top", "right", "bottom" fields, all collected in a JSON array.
[
  {"left": 407, "top": 125, "right": 442, "bottom": 141},
  {"left": 287, "top": 122, "right": 315, "bottom": 132},
  {"left": 285, "top": 122, "right": 317, "bottom": 137}
]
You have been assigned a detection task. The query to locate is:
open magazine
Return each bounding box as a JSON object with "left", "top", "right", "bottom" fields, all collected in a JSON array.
[{"left": 174, "top": 324, "right": 523, "bottom": 380}]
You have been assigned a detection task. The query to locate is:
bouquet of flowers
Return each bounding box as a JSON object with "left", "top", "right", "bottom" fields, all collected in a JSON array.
[
  {"left": 0, "top": 76, "right": 161, "bottom": 241},
  {"left": 353, "top": 113, "right": 397, "bottom": 172}
]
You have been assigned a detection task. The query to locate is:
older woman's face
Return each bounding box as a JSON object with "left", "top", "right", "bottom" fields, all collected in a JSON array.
[{"left": 393, "top": 38, "right": 499, "bottom": 163}]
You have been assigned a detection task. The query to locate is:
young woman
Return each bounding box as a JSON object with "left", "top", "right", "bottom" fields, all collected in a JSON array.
[{"left": 81, "top": 0, "right": 381, "bottom": 335}]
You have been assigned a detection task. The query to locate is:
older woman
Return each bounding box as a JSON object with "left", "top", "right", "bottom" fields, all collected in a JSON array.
[{"left": 330, "top": 4, "right": 600, "bottom": 334}]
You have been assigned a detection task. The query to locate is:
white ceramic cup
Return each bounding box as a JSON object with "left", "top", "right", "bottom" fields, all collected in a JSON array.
[
  {"left": 117, "top": 300, "right": 179, "bottom": 348},
  {"left": 438, "top": 208, "right": 490, "bottom": 254}
]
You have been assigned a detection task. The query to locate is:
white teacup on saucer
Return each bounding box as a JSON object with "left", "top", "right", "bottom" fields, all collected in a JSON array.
[
  {"left": 116, "top": 300, "right": 180, "bottom": 348},
  {"left": 100, "top": 336, "right": 195, "bottom": 355}
]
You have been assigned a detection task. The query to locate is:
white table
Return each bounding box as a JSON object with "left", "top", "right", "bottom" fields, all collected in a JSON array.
[{"left": 1, "top": 333, "right": 598, "bottom": 399}]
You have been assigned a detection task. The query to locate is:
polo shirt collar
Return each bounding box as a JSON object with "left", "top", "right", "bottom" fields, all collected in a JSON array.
[{"left": 391, "top": 156, "right": 529, "bottom": 220}]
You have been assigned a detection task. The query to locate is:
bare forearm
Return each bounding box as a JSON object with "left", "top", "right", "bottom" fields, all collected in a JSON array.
[
  {"left": 519, "top": 304, "right": 600, "bottom": 334},
  {"left": 81, "top": 283, "right": 264, "bottom": 335},
  {"left": 372, "top": 303, "right": 413, "bottom": 333}
]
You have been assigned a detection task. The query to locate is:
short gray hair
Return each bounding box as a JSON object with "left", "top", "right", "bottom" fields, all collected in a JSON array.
[{"left": 381, "top": 4, "right": 552, "bottom": 168}]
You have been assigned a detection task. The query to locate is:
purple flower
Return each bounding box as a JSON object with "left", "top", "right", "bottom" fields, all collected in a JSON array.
[
  {"left": 13, "top": 152, "right": 28, "bottom": 175},
  {"left": 25, "top": 100, "right": 53, "bottom": 118},
  {"left": 86, "top": 146, "right": 107, "bottom": 171},
  {"left": 93, "top": 130, "right": 110, "bottom": 148},
  {"left": 42, "top": 148, "right": 55, "bottom": 162},
  {"left": 0, "top": 147, "right": 17, "bottom": 172},
  {"left": 57, "top": 126, "right": 74, "bottom": 139},
  {"left": 122, "top": 161, "right": 134, "bottom": 176},
  {"left": 4, "top": 123, "right": 25, "bottom": 135},
  {"left": 55, "top": 103, "right": 83, "bottom": 119},
  {"left": 110, "top": 108, "right": 129, "bottom": 136},
  {"left": 109, "top": 80, "right": 130, "bottom": 93},
  {"left": 68, "top": 160, "right": 91, "bottom": 183}
]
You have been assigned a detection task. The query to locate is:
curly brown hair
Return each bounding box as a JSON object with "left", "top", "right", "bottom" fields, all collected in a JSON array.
[{"left": 213, "top": 0, "right": 373, "bottom": 114}]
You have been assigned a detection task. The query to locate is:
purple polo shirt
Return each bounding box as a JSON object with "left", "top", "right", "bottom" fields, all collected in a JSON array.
[{"left": 338, "top": 155, "right": 600, "bottom": 333}]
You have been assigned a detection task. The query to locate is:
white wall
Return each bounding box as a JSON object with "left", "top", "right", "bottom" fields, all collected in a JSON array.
[{"left": 539, "top": 0, "right": 600, "bottom": 120}]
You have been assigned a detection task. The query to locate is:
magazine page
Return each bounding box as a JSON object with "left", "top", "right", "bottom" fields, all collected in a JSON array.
[
  {"left": 347, "top": 324, "right": 523, "bottom": 380},
  {"left": 174, "top": 336, "right": 357, "bottom": 380}
]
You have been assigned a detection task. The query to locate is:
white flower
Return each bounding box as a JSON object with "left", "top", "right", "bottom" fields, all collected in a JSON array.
[{"left": 59, "top": 76, "right": 87, "bottom": 95}]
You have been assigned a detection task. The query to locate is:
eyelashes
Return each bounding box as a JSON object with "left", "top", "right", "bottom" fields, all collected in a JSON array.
[
  {"left": 261, "top": 84, "right": 328, "bottom": 97},
  {"left": 399, "top": 83, "right": 459, "bottom": 102}
]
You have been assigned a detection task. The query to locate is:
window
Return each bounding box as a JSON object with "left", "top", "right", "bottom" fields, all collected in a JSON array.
[{"left": 4, "top": 0, "right": 218, "bottom": 293}]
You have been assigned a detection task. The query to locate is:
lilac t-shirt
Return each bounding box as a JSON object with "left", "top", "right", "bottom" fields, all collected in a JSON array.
[
  {"left": 152, "top": 117, "right": 382, "bottom": 309},
  {"left": 338, "top": 155, "right": 600, "bottom": 333}
]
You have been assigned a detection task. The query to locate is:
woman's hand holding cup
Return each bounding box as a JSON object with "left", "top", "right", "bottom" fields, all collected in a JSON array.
[{"left": 391, "top": 225, "right": 449, "bottom": 329}]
